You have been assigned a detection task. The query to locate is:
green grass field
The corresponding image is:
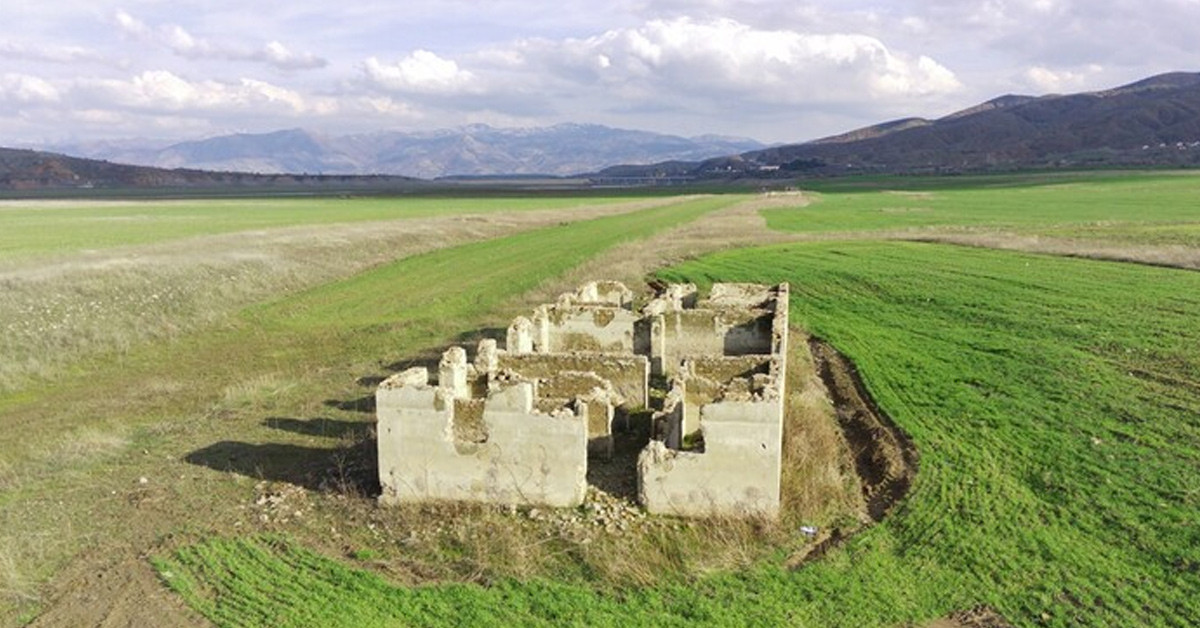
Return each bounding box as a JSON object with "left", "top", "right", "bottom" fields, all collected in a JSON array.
[
  {"left": 153, "top": 238, "right": 1200, "bottom": 627},
  {"left": 0, "top": 196, "right": 630, "bottom": 261},
  {"left": 762, "top": 171, "right": 1200, "bottom": 240},
  {"left": 4, "top": 172, "right": 1200, "bottom": 627},
  {"left": 0, "top": 194, "right": 750, "bottom": 625}
]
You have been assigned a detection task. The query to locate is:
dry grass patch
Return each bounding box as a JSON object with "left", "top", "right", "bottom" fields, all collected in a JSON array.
[
  {"left": 779, "top": 329, "right": 866, "bottom": 528},
  {"left": 288, "top": 320, "right": 862, "bottom": 595},
  {"left": 0, "top": 199, "right": 675, "bottom": 393},
  {"left": 524, "top": 193, "right": 804, "bottom": 302},
  {"left": 0, "top": 540, "right": 37, "bottom": 607},
  {"left": 902, "top": 231, "right": 1200, "bottom": 271}
]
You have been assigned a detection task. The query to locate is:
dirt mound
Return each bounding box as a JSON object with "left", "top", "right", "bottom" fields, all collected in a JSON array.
[{"left": 928, "top": 605, "right": 1015, "bottom": 628}]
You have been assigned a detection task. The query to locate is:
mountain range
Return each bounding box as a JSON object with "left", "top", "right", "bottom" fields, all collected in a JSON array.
[
  {"left": 39, "top": 124, "right": 768, "bottom": 179},
  {"left": 598, "top": 71, "right": 1200, "bottom": 180},
  {"left": 5, "top": 71, "right": 1200, "bottom": 191},
  {"left": 0, "top": 146, "right": 417, "bottom": 193}
]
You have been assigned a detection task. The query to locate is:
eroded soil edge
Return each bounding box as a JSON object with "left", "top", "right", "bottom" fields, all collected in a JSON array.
[
  {"left": 808, "top": 338, "right": 917, "bottom": 523},
  {"left": 806, "top": 338, "right": 1012, "bottom": 628}
]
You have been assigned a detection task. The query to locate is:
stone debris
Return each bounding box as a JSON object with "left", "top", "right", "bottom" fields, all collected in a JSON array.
[{"left": 253, "top": 481, "right": 308, "bottom": 525}]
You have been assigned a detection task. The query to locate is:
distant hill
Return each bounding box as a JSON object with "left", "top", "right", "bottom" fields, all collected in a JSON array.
[
  {"left": 596, "top": 71, "right": 1200, "bottom": 180},
  {"left": 0, "top": 147, "right": 416, "bottom": 192},
  {"left": 44, "top": 124, "right": 767, "bottom": 179}
]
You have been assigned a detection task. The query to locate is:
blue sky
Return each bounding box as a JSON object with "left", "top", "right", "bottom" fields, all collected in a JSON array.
[{"left": 3, "top": 0, "right": 1199, "bottom": 145}]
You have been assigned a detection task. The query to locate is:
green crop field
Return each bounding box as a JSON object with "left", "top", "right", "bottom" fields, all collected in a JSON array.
[
  {"left": 3, "top": 172, "right": 1200, "bottom": 627},
  {"left": 762, "top": 171, "right": 1200, "bottom": 241},
  {"left": 0, "top": 194, "right": 748, "bottom": 625},
  {"left": 151, "top": 238, "right": 1200, "bottom": 627},
  {"left": 0, "top": 196, "right": 630, "bottom": 261}
]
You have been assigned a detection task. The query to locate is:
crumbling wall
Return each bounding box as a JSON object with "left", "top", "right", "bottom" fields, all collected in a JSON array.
[
  {"left": 650, "top": 309, "right": 775, "bottom": 376},
  {"left": 569, "top": 280, "right": 634, "bottom": 307},
  {"left": 687, "top": 355, "right": 772, "bottom": 383},
  {"left": 532, "top": 370, "right": 619, "bottom": 459},
  {"left": 496, "top": 352, "right": 649, "bottom": 409},
  {"left": 638, "top": 387, "right": 785, "bottom": 517},
  {"left": 376, "top": 364, "right": 587, "bottom": 508},
  {"left": 637, "top": 282, "right": 790, "bottom": 518},
  {"left": 533, "top": 305, "right": 643, "bottom": 354},
  {"left": 376, "top": 280, "right": 792, "bottom": 518}
]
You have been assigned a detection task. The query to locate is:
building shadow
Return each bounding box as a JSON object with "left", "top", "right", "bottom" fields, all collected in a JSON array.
[
  {"left": 323, "top": 396, "right": 376, "bottom": 413},
  {"left": 585, "top": 413, "right": 651, "bottom": 502},
  {"left": 262, "top": 416, "right": 368, "bottom": 439},
  {"left": 185, "top": 437, "right": 379, "bottom": 496}
]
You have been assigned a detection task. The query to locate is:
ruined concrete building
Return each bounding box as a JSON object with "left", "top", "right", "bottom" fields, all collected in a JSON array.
[{"left": 375, "top": 280, "right": 789, "bottom": 517}]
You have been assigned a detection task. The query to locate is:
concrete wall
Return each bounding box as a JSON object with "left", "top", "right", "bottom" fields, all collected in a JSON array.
[
  {"left": 686, "top": 355, "right": 772, "bottom": 384},
  {"left": 532, "top": 305, "right": 643, "bottom": 354},
  {"left": 376, "top": 280, "right": 791, "bottom": 518},
  {"left": 377, "top": 371, "right": 587, "bottom": 508},
  {"left": 638, "top": 390, "right": 784, "bottom": 517},
  {"left": 569, "top": 280, "right": 633, "bottom": 307},
  {"left": 638, "top": 375, "right": 785, "bottom": 518},
  {"left": 637, "top": 282, "right": 790, "bottom": 519},
  {"left": 531, "top": 370, "right": 618, "bottom": 459},
  {"left": 653, "top": 309, "right": 774, "bottom": 376},
  {"left": 705, "top": 283, "right": 776, "bottom": 309}
]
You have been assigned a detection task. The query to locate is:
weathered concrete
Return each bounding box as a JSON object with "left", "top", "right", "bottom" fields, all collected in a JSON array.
[
  {"left": 637, "top": 283, "right": 790, "bottom": 518},
  {"left": 377, "top": 280, "right": 791, "bottom": 517},
  {"left": 533, "top": 305, "right": 643, "bottom": 354},
  {"left": 376, "top": 352, "right": 588, "bottom": 508},
  {"left": 638, "top": 357, "right": 786, "bottom": 517},
  {"left": 534, "top": 370, "right": 620, "bottom": 459},
  {"left": 496, "top": 352, "right": 650, "bottom": 409},
  {"left": 567, "top": 280, "right": 634, "bottom": 307}
]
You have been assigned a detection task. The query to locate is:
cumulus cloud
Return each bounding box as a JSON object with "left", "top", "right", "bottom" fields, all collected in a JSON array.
[
  {"left": 508, "top": 18, "right": 961, "bottom": 102},
  {"left": 363, "top": 51, "right": 479, "bottom": 94},
  {"left": 114, "top": 10, "right": 326, "bottom": 70},
  {"left": 1023, "top": 64, "right": 1105, "bottom": 92},
  {"left": 0, "top": 73, "right": 61, "bottom": 104},
  {"left": 81, "top": 70, "right": 337, "bottom": 115}
]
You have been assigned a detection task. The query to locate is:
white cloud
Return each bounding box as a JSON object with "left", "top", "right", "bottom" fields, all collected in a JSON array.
[
  {"left": 114, "top": 10, "right": 150, "bottom": 37},
  {"left": 83, "top": 70, "right": 337, "bottom": 115},
  {"left": 113, "top": 10, "right": 326, "bottom": 70},
  {"left": 257, "top": 42, "right": 325, "bottom": 71},
  {"left": 508, "top": 18, "right": 961, "bottom": 102},
  {"left": 0, "top": 73, "right": 61, "bottom": 104},
  {"left": 1023, "top": 64, "right": 1104, "bottom": 92},
  {"left": 363, "top": 51, "right": 479, "bottom": 94},
  {"left": 0, "top": 42, "right": 107, "bottom": 65},
  {"left": 357, "top": 96, "right": 422, "bottom": 119},
  {"left": 11, "top": 1, "right": 1195, "bottom": 145}
]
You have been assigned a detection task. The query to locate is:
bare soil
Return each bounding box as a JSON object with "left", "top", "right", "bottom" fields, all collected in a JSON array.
[{"left": 28, "top": 554, "right": 198, "bottom": 628}]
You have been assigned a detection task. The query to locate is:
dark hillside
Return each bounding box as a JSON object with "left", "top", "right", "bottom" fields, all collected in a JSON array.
[
  {"left": 0, "top": 147, "right": 417, "bottom": 192},
  {"left": 596, "top": 71, "right": 1200, "bottom": 180}
]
